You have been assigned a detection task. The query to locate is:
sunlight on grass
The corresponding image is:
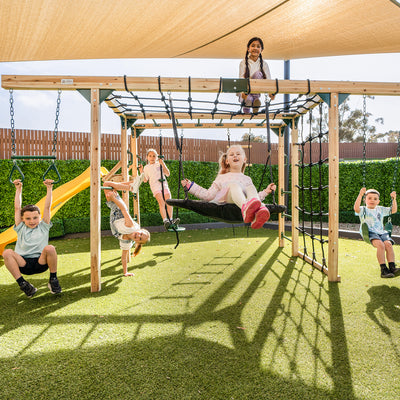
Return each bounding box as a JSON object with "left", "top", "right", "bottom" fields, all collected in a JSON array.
[{"left": 0, "top": 228, "right": 399, "bottom": 399}]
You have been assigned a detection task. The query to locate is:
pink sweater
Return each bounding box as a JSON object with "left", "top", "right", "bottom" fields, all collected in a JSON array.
[{"left": 188, "top": 172, "right": 267, "bottom": 204}]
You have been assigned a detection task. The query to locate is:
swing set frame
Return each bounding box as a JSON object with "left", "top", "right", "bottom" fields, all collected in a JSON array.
[{"left": 2, "top": 74, "right": 399, "bottom": 291}]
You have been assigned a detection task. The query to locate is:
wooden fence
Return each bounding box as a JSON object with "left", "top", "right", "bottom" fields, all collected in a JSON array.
[{"left": 0, "top": 128, "right": 397, "bottom": 164}]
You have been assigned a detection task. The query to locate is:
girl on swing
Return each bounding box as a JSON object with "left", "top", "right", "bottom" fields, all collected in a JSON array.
[
  {"left": 140, "top": 148, "right": 180, "bottom": 230},
  {"left": 181, "top": 145, "right": 276, "bottom": 229}
]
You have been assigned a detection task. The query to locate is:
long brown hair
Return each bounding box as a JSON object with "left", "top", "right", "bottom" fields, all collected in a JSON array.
[{"left": 244, "top": 37, "right": 267, "bottom": 79}]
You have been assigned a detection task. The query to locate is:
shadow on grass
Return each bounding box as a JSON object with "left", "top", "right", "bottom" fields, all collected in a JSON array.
[
  {"left": 0, "top": 230, "right": 359, "bottom": 400},
  {"left": 366, "top": 284, "right": 400, "bottom": 363}
]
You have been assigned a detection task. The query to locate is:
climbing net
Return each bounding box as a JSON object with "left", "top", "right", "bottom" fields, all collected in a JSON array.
[
  {"left": 104, "top": 77, "right": 322, "bottom": 125},
  {"left": 295, "top": 102, "right": 329, "bottom": 273}
]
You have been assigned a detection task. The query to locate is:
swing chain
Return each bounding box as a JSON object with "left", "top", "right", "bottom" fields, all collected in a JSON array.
[
  {"left": 52, "top": 89, "right": 62, "bottom": 156},
  {"left": 9, "top": 89, "right": 16, "bottom": 156},
  {"left": 362, "top": 94, "right": 367, "bottom": 188}
]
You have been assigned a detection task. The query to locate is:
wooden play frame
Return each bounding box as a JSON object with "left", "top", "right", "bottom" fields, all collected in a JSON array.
[{"left": 2, "top": 75, "right": 399, "bottom": 291}]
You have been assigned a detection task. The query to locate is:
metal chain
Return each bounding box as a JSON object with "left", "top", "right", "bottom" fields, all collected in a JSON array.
[
  {"left": 362, "top": 94, "right": 367, "bottom": 188},
  {"left": 9, "top": 89, "right": 16, "bottom": 156},
  {"left": 51, "top": 89, "right": 61, "bottom": 155}
]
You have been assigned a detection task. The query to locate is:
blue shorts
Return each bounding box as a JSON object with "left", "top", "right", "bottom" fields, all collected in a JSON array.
[
  {"left": 20, "top": 257, "right": 49, "bottom": 275},
  {"left": 369, "top": 232, "right": 394, "bottom": 245}
]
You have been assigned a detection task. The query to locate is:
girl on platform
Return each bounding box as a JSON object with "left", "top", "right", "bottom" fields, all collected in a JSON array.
[{"left": 238, "top": 37, "right": 274, "bottom": 114}]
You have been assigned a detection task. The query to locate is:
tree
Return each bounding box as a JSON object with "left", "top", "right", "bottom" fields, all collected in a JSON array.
[
  {"left": 311, "top": 96, "right": 379, "bottom": 142},
  {"left": 241, "top": 132, "right": 266, "bottom": 142}
]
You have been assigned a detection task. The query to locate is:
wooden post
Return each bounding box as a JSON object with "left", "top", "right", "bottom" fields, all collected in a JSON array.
[
  {"left": 278, "top": 127, "right": 285, "bottom": 247},
  {"left": 131, "top": 127, "right": 140, "bottom": 224},
  {"left": 328, "top": 93, "right": 340, "bottom": 282},
  {"left": 90, "top": 88, "right": 101, "bottom": 292},
  {"left": 291, "top": 121, "right": 299, "bottom": 257},
  {"left": 121, "top": 117, "right": 129, "bottom": 206}
]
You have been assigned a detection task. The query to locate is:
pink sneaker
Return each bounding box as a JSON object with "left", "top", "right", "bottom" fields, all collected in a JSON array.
[
  {"left": 251, "top": 205, "right": 270, "bottom": 229},
  {"left": 241, "top": 198, "right": 261, "bottom": 223}
]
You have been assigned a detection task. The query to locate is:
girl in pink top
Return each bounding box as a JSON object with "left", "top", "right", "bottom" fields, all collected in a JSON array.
[{"left": 181, "top": 145, "right": 276, "bottom": 229}]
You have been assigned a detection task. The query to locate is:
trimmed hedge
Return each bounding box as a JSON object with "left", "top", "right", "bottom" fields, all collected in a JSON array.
[{"left": 0, "top": 158, "right": 398, "bottom": 237}]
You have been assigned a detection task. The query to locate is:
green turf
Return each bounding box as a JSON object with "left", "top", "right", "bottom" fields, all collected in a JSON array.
[{"left": 0, "top": 227, "right": 399, "bottom": 400}]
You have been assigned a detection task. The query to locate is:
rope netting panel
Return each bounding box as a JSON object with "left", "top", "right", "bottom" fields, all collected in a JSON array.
[
  {"left": 105, "top": 79, "right": 321, "bottom": 123},
  {"left": 296, "top": 102, "right": 329, "bottom": 271}
]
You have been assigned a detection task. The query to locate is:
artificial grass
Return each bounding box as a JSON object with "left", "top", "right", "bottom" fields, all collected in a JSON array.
[{"left": 0, "top": 227, "right": 399, "bottom": 400}]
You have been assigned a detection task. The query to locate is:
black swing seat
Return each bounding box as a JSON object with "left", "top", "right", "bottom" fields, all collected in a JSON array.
[{"left": 166, "top": 198, "right": 286, "bottom": 224}]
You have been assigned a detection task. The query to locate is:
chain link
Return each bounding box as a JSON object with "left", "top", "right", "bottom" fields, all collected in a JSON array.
[
  {"left": 9, "top": 89, "right": 16, "bottom": 156},
  {"left": 51, "top": 89, "right": 62, "bottom": 155}
]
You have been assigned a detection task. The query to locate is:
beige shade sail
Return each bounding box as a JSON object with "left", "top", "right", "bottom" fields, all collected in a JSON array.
[{"left": 1, "top": 0, "right": 400, "bottom": 62}]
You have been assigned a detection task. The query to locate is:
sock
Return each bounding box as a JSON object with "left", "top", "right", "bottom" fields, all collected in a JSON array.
[
  {"left": 380, "top": 263, "right": 387, "bottom": 270},
  {"left": 16, "top": 276, "right": 26, "bottom": 286},
  {"left": 388, "top": 262, "right": 395, "bottom": 269},
  {"left": 50, "top": 272, "right": 57, "bottom": 280},
  {"left": 163, "top": 219, "right": 168, "bottom": 222}
]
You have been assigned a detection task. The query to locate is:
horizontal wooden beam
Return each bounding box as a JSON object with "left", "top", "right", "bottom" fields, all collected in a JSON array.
[{"left": 2, "top": 75, "right": 400, "bottom": 96}]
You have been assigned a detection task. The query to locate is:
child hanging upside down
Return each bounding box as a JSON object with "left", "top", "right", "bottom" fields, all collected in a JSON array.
[
  {"left": 103, "top": 187, "right": 150, "bottom": 276},
  {"left": 181, "top": 145, "right": 276, "bottom": 229}
]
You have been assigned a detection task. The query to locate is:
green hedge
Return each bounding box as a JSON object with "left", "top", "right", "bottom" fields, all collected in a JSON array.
[{"left": 0, "top": 158, "right": 398, "bottom": 237}]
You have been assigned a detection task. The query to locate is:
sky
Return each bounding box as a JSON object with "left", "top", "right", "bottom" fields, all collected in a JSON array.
[{"left": 0, "top": 53, "right": 399, "bottom": 142}]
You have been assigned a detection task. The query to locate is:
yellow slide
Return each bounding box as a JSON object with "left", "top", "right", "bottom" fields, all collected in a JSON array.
[{"left": 0, "top": 166, "right": 109, "bottom": 255}]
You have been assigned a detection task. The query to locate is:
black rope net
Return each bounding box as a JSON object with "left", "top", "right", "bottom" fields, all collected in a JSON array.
[
  {"left": 296, "top": 102, "right": 329, "bottom": 271},
  {"left": 105, "top": 78, "right": 322, "bottom": 125}
]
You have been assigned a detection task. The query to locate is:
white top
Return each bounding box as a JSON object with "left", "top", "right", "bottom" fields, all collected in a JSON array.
[
  {"left": 356, "top": 205, "right": 391, "bottom": 235},
  {"left": 189, "top": 172, "right": 267, "bottom": 204},
  {"left": 143, "top": 162, "right": 169, "bottom": 194},
  {"left": 239, "top": 57, "right": 271, "bottom": 79},
  {"left": 114, "top": 219, "right": 141, "bottom": 250}
]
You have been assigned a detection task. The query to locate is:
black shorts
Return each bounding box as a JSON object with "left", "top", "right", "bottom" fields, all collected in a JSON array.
[{"left": 19, "top": 257, "right": 49, "bottom": 275}]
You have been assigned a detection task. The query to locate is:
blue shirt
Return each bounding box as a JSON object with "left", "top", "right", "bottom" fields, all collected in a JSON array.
[
  {"left": 356, "top": 206, "right": 391, "bottom": 235},
  {"left": 14, "top": 221, "right": 52, "bottom": 257}
]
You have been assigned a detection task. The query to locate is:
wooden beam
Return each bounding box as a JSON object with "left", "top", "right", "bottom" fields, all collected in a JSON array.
[
  {"left": 278, "top": 127, "right": 285, "bottom": 248},
  {"left": 121, "top": 117, "right": 129, "bottom": 206},
  {"left": 328, "top": 93, "right": 340, "bottom": 282},
  {"left": 291, "top": 123, "right": 299, "bottom": 257},
  {"left": 90, "top": 88, "right": 101, "bottom": 292},
  {"left": 2, "top": 75, "right": 400, "bottom": 96}
]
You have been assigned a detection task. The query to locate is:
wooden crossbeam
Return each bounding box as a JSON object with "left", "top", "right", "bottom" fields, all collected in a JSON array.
[{"left": 2, "top": 75, "right": 400, "bottom": 96}]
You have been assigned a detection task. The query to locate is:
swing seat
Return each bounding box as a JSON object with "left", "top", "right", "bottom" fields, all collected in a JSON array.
[
  {"left": 168, "top": 225, "right": 186, "bottom": 232},
  {"left": 384, "top": 221, "right": 393, "bottom": 237},
  {"left": 166, "top": 198, "right": 286, "bottom": 224},
  {"left": 361, "top": 222, "right": 370, "bottom": 243}
]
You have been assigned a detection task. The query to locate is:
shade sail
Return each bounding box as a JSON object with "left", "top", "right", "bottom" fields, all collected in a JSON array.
[{"left": 1, "top": 0, "right": 400, "bottom": 62}]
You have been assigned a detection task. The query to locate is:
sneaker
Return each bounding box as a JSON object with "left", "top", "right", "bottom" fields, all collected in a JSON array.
[
  {"left": 20, "top": 281, "right": 37, "bottom": 298},
  {"left": 241, "top": 198, "right": 261, "bottom": 223},
  {"left": 381, "top": 267, "right": 395, "bottom": 278},
  {"left": 251, "top": 205, "right": 270, "bottom": 229},
  {"left": 164, "top": 220, "right": 171, "bottom": 230},
  {"left": 252, "top": 98, "right": 261, "bottom": 114},
  {"left": 388, "top": 264, "right": 400, "bottom": 276},
  {"left": 48, "top": 277, "right": 62, "bottom": 294},
  {"left": 242, "top": 107, "right": 251, "bottom": 114},
  {"left": 172, "top": 218, "right": 180, "bottom": 226},
  {"left": 266, "top": 203, "right": 286, "bottom": 214}
]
